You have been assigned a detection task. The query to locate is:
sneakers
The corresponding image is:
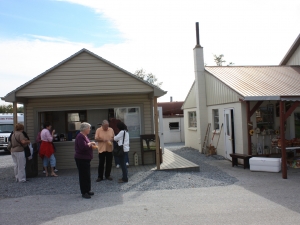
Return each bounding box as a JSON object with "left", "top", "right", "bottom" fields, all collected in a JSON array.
[
  {"left": 88, "top": 191, "right": 94, "bottom": 196},
  {"left": 126, "top": 162, "right": 129, "bottom": 167},
  {"left": 43, "top": 170, "right": 46, "bottom": 174},
  {"left": 96, "top": 178, "right": 103, "bottom": 182},
  {"left": 82, "top": 193, "right": 91, "bottom": 199},
  {"left": 116, "top": 164, "right": 120, "bottom": 168}
]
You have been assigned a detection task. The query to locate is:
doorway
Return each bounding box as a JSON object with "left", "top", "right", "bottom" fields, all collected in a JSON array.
[{"left": 224, "top": 108, "right": 235, "bottom": 160}]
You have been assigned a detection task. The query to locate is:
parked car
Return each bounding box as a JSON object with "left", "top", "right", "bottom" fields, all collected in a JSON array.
[{"left": 0, "top": 113, "right": 24, "bottom": 152}]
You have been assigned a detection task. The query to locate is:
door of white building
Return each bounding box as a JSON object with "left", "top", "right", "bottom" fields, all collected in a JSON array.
[{"left": 224, "top": 108, "right": 235, "bottom": 160}]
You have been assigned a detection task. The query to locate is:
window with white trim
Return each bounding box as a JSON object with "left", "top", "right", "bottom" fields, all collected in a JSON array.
[
  {"left": 213, "top": 109, "right": 219, "bottom": 130},
  {"left": 188, "top": 111, "right": 197, "bottom": 128}
]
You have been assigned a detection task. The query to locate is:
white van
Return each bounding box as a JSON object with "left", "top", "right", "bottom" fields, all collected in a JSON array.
[{"left": 0, "top": 113, "right": 24, "bottom": 152}]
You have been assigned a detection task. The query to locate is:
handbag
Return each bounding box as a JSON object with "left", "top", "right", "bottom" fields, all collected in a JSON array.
[
  {"left": 14, "top": 134, "right": 31, "bottom": 158},
  {"left": 7, "top": 141, "right": 12, "bottom": 152},
  {"left": 113, "top": 131, "right": 125, "bottom": 157}
]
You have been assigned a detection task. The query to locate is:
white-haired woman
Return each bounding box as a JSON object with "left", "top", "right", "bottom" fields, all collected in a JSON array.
[{"left": 74, "top": 122, "right": 97, "bottom": 199}]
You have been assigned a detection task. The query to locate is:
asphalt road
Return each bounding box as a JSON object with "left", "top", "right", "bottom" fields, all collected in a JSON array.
[{"left": 1, "top": 150, "right": 300, "bottom": 224}]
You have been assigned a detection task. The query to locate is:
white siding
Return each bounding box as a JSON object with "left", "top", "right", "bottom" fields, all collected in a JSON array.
[
  {"left": 182, "top": 82, "right": 196, "bottom": 109},
  {"left": 286, "top": 45, "right": 300, "bottom": 65},
  {"left": 17, "top": 52, "right": 153, "bottom": 97},
  {"left": 183, "top": 108, "right": 200, "bottom": 150},
  {"left": 206, "top": 102, "right": 246, "bottom": 158},
  {"left": 162, "top": 117, "right": 185, "bottom": 143},
  {"left": 205, "top": 72, "right": 242, "bottom": 106}
]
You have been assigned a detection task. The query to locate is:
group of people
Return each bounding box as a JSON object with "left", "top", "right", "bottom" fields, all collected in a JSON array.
[
  {"left": 10, "top": 122, "right": 58, "bottom": 182},
  {"left": 10, "top": 119, "right": 129, "bottom": 200},
  {"left": 75, "top": 120, "right": 130, "bottom": 199}
]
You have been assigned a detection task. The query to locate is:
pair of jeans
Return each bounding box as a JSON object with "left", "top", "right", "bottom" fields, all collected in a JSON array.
[
  {"left": 75, "top": 158, "right": 91, "bottom": 195},
  {"left": 98, "top": 152, "right": 113, "bottom": 179},
  {"left": 43, "top": 154, "right": 56, "bottom": 167},
  {"left": 119, "top": 154, "right": 128, "bottom": 182},
  {"left": 114, "top": 152, "right": 129, "bottom": 165}
]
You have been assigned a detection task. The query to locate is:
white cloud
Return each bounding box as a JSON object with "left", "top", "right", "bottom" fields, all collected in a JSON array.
[{"left": 1, "top": 0, "right": 300, "bottom": 105}]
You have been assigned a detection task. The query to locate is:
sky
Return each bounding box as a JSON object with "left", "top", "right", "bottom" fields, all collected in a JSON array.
[{"left": 0, "top": 0, "right": 299, "bottom": 105}]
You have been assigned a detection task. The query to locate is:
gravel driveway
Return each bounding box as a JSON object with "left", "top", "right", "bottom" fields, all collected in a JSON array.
[{"left": 0, "top": 144, "right": 237, "bottom": 198}]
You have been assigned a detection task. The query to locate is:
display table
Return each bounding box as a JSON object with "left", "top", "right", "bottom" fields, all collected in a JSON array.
[{"left": 276, "top": 146, "right": 300, "bottom": 156}]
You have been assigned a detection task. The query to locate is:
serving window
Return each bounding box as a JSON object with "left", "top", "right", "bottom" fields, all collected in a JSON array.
[
  {"left": 66, "top": 111, "right": 87, "bottom": 139},
  {"left": 38, "top": 107, "right": 142, "bottom": 141},
  {"left": 39, "top": 110, "right": 87, "bottom": 140},
  {"left": 114, "top": 107, "right": 141, "bottom": 138}
]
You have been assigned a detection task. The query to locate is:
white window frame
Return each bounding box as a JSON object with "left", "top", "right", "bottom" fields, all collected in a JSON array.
[
  {"left": 188, "top": 111, "right": 197, "bottom": 128},
  {"left": 213, "top": 109, "right": 219, "bottom": 130}
]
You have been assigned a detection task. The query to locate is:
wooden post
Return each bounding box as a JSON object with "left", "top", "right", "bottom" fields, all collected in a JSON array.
[
  {"left": 154, "top": 97, "right": 160, "bottom": 170},
  {"left": 280, "top": 101, "right": 287, "bottom": 179},
  {"left": 13, "top": 102, "right": 18, "bottom": 128},
  {"left": 246, "top": 101, "right": 251, "bottom": 155},
  {"left": 245, "top": 100, "right": 263, "bottom": 155}
]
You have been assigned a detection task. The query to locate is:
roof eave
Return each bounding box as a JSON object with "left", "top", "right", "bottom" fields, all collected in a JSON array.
[
  {"left": 244, "top": 96, "right": 281, "bottom": 101},
  {"left": 154, "top": 89, "right": 167, "bottom": 97},
  {"left": 244, "top": 96, "right": 300, "bottom": 101}
]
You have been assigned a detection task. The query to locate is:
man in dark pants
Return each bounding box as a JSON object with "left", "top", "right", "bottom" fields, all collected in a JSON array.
[
  {"left": 109, "top": 116, "right": 121, "bottom": 168},
  {"left": 95, "top": 120, "right": 114, "bottom": 182}
]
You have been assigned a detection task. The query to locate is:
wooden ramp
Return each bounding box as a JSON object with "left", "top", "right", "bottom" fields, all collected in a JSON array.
[{"left": 152, "top": 148, "right": 199, "bottom": 172}]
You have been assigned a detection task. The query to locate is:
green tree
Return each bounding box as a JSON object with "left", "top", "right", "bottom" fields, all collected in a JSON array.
[
  {"left": 134, "top": 68, "right": 163, "bottom": 88},
  {"left": 213, "top": 54, "right": 234, "bottom": 66}
]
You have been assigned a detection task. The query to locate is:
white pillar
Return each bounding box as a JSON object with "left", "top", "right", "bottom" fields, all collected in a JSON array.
[{"left": 194, "top": 44, "right": 208, "bottom": 152}]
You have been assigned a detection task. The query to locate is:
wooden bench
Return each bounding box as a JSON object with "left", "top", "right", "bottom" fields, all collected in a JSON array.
[{"left": 230, "top": 153, "right": 252, "bottom": 169}]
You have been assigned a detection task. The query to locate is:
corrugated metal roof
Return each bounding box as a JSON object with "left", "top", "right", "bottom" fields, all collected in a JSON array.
[{"left": 205, "top": 66, "right": 300, "bottom": 100}]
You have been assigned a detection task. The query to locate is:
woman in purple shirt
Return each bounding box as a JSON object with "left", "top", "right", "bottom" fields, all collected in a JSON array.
[{"left": 75, "top": 122, "right": 97, "bottom": 199}]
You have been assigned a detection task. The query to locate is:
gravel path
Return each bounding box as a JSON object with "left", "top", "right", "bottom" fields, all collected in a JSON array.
[{"left": 0, "top": 145, "right": 237, "bottom": 198}]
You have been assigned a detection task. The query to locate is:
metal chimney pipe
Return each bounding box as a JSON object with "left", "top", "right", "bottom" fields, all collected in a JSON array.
[
  {"left": 170, "top": 96, "right": 173, "bottom": 102},
  {"left": 195, "top": 22, "right": 201, "bottom": 47}
]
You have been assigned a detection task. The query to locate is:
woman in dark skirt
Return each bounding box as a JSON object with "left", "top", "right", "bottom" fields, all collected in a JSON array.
[{"left": 74, "top": 122, "right": 97, "bottom": 199}]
